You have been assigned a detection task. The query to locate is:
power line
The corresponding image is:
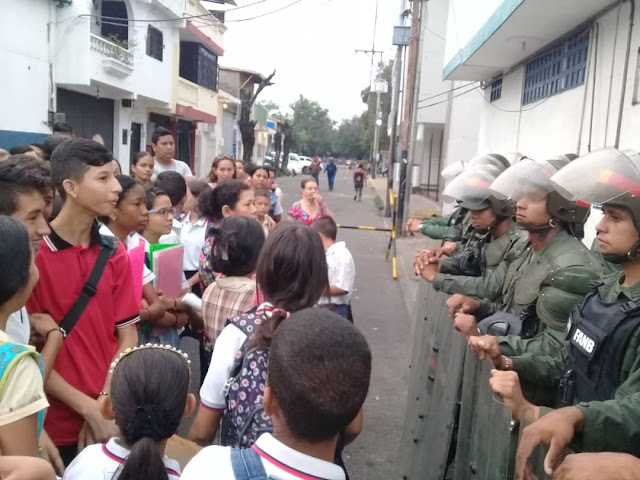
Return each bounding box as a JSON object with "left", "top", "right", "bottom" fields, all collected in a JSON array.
[
  {"left": 225, "top": 0, "right": 306, "bottom": 22},
  {"left": 474, "top": 88, "right": 552, "bottom": 112},
  {"left": 417, "top": 84, "right": 481, "bottom": 110},
  {"left": 418, "top": 81, "right": 479, "bottom": 103}
]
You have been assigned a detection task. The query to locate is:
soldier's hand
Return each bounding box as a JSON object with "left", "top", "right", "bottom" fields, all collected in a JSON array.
[
  {"left": 515, "top": 406, "right": 584, "bottom": 479},
  {"left": 552, "top": 452, "right": 640, "bottom": 480},
  {"left": 447, "top": 294, "right": 480, "bottom": 318},
  {"left": 441, "top": 241, "right": 457, "bottom": 256},
  {"left": 490, "top": 370, "right": 537, "bottom": 422},
  {"left": 414, "top": 249, "right": 440, "bottom": 275},
  {"left": 405, "top": 218, "right": 422, "bottom": 234},
  {"left": 453, "top": 313, "right": 479, "bottom": 336},
  {"left": 468, "top": 335, "right": 501, "bottom": 363}
]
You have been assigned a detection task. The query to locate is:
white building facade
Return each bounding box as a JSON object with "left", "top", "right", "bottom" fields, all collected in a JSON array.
[{"left": 443, "top": 0, "right": 640, "bottom": 242}]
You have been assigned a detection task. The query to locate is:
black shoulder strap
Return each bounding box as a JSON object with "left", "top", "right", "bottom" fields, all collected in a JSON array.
[{"left": 59, "top": 240, "right": 116, "bottom": 337}]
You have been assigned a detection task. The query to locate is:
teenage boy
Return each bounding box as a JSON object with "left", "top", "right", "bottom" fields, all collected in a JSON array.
[
  {"left": 152, "top": 127, "right": 193, "bottom": 179},
  {"left": 182, "top": 308, "right": 371, "bottom": 480},
  {"left": 155, "top": 171, "right": 187, "bottom": 243},
  {"left": 26, "top": 139, "right": 140, "bottom": 466},
  {"left": 313, "top": 216, "right": 356, "bottom": 321}
]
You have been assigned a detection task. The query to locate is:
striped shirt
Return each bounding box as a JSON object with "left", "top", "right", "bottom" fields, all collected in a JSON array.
[{"left": 201, "top": 276, "right": 256, "bottom": 344}]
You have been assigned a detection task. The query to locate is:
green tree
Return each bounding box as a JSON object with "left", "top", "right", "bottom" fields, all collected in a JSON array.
[
  {"left": 290, "top": 95, "right": 335, "bottom": 156},
  {"left": 334, "top": 116, "right": 368, "bottom": 159},
  {"left": 360, "top": 61, "right": 393, "bottom": 158}
]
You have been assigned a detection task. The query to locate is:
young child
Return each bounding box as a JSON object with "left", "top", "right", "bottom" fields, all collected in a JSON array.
[
  {"left": 0, "top": 216, "right": 50, "bottom": 457},
  {"left": 250, "top": 166, "right": 283, "bottom": 222},
  {"left": 63, "top": 344, "right": 196, "bottom": 480},
  {"left": 201, "top": 216, "right": 265, "bottom": 346},
  {"left": 188, "top": 222, "right": 328, "bottom": 447},
  {"left": 26, "top": 139, "right": 140, "bottom": 465},
  {"left": 155, "top": 171, "right": 187, "bottom": 243},
  {"left": 182, "top": 308, "right": 372, "bottom": 480},
  {"left": 253, "top": 189, "right": 276, "bottom": 237}
]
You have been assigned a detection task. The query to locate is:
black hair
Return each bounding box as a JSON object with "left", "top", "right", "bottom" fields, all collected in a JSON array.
[
  {"left": 254, "top": 188, "right": 271, "bottom": 200},
  {"left": 358, "top": 164, "right": 364, "bottom": 169},
  {"left": 52, "top": 122, "right": 74, "bottom": 135},
  {"left": 0, "top": 156, "right": 53, "bottom": 216},
  {"left": 50, "top": 138, "right": 113, "bottom": 200},
  {"left": 100, "top": 175, "right": 142, "bottom": 225},
  {"left": 251, "top": 166, "right": 269, "bottom": 178},
  {"left": 112, "top": 158, "right": 122, "bottom": 173},
  {"left": 252, "top": 222, "right": 328, "bottom": 349},
  {"left": 0, "top": 216, "right": 32, "bottom": 305},
  {"left": 110, "top": 347, "right": 190, "bottom": 480},
  {"left": 30, "top": 143, "right": 44, "bottom": 150},
  {"left": 301, "top": 176, "right": 317, "bottom": 189},
  {"left": 155, "top": 171, "right": 187, "bottom": 207},
  {"left": 269, "top": 308, "right": 371, "bottom": 441},
  {"left": 208, "top": 155, "right": 237, "bottom": 183},
  {"left": 210, "top": 216, "right": 265, "bottom": 277},
  {"left": 199, "top": 180, "right": 250, "bottom": 222},
  {"left": 244, "top": 162, "right": 258, "bottom": 177},
  {"left": 187, "top": 179, "right": 209, "bottom": 199},
  {"left": 312, "top": 215, "right": 337, "bottom": 241},
  {"left": 9, "top": 145, "right": 34, "bottom": 155},
  {"left": 151, "top": 127, "right": 173, "bottom": 145},
  {"left": 42, "top": 135, "right": 70, "bottom": 162},
  {"left": 144, "top": 186, "right": 169, "bottom": 210},
  {"left": 132, "top": 151, "right": 152, "bottom": 166}
]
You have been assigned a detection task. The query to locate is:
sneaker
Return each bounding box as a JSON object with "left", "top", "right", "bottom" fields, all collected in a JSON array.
[{"left": 354, "top": 195, "right": 357, "bottom": 201}]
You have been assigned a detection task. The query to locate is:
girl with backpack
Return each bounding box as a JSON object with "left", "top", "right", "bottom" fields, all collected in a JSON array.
[
  {"left": 188, "top": 222, "right": 329, "bottom": 448},
  {"left": 63, "top": 344, "right": 196, "bottom": 480}
]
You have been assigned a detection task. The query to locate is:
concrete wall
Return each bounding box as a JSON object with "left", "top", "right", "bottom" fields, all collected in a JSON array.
[{"left": 0, "top": 0, "right": 53, "bottom": 145}]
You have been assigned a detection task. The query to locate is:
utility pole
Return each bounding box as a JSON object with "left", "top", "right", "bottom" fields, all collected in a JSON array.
[
  {"left": 385, "top": 0, "right": 409, "bottom": 217},
  {"left": 396, "top": 0, "right": 424, "bottom": 236}
]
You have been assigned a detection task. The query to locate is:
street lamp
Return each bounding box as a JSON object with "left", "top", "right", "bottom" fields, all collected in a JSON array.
[{"left": 376, "top": 118, "right": 383, "bottom": 126}]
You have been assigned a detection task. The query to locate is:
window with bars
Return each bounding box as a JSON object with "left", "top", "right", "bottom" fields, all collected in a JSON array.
[
  {"left": 146, "top": 25, "right": 163, "bottom": 61},
  {"left": 490, "top": 78, "right": 502, "bottom": 102},
  {"left": 180, "top": 42, "right": 218, "bottom": 91},
  {"left": 522, "top": 30, "right": 589, "bottom": 105}
]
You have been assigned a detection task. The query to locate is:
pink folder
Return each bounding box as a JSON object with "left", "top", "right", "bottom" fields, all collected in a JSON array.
[
  {"left": 153, "top": 244, "right": 184, "bottom": 299},
  {"left": 128, "top": 237, "right": 146, "bottom": 302}
]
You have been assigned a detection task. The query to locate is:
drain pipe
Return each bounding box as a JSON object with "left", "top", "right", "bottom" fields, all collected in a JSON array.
[
  {"left": 588, "top": 22, "right": 599, "bottom": 152},
  {"left": 615, "top": 0, "right": 635, "bottom": 148}
]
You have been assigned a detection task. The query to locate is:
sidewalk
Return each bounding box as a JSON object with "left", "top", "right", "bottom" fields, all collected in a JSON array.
[{"left": 369, "top": 177, "right": 441, "bottom": 218}]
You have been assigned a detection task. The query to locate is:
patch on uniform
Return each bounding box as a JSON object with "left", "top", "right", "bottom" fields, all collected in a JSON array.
[{"left": 570, "top": 327, "right": 598, "bottom": 358}]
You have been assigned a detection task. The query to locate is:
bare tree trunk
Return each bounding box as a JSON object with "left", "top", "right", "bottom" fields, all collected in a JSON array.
[
  {"left": 237, "top": 70, "right": 276, "bottom": 164},
  {"left": 281, "top": 122, "right": 293, "bottom": 173},
  {"left": 273, "top": 129, "right": 282, "bottom": 173}
]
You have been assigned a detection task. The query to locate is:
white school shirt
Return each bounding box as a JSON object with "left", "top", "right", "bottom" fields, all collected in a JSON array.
[
  {"left": 154, "top": 158, "right": 193, "bottom": 179},
  {"left": 63, "top": 437, "right": 181, "bottom": 480},
  {"left": 318, "top": 241, "right": 356, "bottom": 305},
  {"left": 179, "top": 213, "right": 208, "bottom": 271},
  {"left": 99, "top": 225, "right": 155, "bottom": 285},
  {"left": 182, "top": 433, "right": 345, "bottom": 480},
  {"left": 6, "top": 307, "right": 30, "bottom": 345}
]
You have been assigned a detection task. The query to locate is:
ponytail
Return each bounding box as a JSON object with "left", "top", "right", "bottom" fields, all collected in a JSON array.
[
  {"left": 250, "top": 309, "right": 288, "bottom": 350},
  {"left": 117, "top": 436, "right": 168, "bottom": 480}
]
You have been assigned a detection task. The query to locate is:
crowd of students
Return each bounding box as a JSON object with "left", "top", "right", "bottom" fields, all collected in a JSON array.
[
  {"left": 0, "top": 125, "right": 363, "bottom": 480},
  {"left": 410, "top": 150, "right": 640, "bottom": 479}
]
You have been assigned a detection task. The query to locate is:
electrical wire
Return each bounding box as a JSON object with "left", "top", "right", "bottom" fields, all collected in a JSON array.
[
  {"left": 475, "top": 88, "right": 552, "bottom": 112},
  {"left": 225, "top": 0, "right": 306, "bottom": 22},
  {"left": 417, "top": 84, "right": 481, "bottom": 110},
  {"left": 418, "top": 81, "right": 478, "bottom": 103}
]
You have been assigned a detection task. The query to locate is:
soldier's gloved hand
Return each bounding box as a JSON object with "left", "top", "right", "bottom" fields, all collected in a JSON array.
[
  {"left": 489, "top": 370, "right": 536, "bottom": 422},
  {"left": 516, "top": 406, "right": 584, "bottom": 480},
  {"left": 453, "top": 313, "right": 479, "bottom": 336},
  {"left": 552, "top": 452, "right": 640, "bottom": 480},
  {"left": 468, "top": 335, "right": 501, "bottom": 364},
  {"left": 447, "top": 294, "right": 480, "bottom": 318}
]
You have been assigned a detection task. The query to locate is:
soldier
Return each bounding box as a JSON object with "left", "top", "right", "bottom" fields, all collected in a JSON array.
[
  {"left": 449, "top": 156, "right": 602, "bottom": 359},
  {"left": 478, "top": 148, "right": 640, "bottom": 479},
  {"left": 416, "top": 167, "right": 529, "bottom": 302}
]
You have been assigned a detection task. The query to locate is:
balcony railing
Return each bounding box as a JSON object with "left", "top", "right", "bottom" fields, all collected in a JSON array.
[{"left": 90, "top": 33, "right": 134, "bottom": 66}]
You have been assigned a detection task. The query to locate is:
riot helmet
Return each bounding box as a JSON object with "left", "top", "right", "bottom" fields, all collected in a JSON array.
[
  {"left": 490, "top": 156, "right": 590, "bottom": 232},
  {"left": 551, "top": 147, "right": 640, "bottom": 262},
  {"left": 466, "top": 153, "right": 510, "bottom": 177},
  {"left": 442, "top": 168, "right": 515, "bottom": 221},
  {"left": 441, "top": 160, "right": 466, "bottom": 182}
]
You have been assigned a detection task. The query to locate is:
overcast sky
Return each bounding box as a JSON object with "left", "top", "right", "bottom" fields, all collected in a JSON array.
[{"left": 207, "top": 0, "right": 400, "bottom": 122}]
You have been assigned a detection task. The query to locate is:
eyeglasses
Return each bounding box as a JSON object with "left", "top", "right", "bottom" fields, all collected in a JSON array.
[{"left": 148, "top": 207, "right": 176, "bottom": 217}]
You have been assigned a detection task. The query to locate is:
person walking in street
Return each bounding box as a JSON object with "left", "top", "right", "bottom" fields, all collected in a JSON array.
[
  {"left": 353, "top": 164, "right": 366, "bottom": 201},
  {"left": 288, "top": 176, "right": 334, "bottom": 225},
  {"left": 309, "top": 156, "right": 322, "bottom": 186},
  {"left": 326, "top": 158, "right": 337, "bottom": 191}
]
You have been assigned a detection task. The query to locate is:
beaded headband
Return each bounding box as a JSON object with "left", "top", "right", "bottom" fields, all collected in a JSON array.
[{"left": 109, "top": 343, "right": 191, "bottom": 375}]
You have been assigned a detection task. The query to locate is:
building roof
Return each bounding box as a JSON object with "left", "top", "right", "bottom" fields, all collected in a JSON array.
[{"left": 219, "top": 66, "right": 266, "bottom": 83}]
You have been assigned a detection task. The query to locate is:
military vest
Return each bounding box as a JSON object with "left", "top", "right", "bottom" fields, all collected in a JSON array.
[{"left": 560, "top": 291, "right": 640, "bottom": 405}]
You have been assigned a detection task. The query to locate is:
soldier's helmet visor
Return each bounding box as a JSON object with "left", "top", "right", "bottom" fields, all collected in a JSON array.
[
  {"left": 490, "top": 158, "right": 557, "bottom": 202},
  {"left": 442, "top": 169, "right": 497, "bottom": 210},
  {"left": 551, "top": 147, "right": 640, "bottom": 205}
]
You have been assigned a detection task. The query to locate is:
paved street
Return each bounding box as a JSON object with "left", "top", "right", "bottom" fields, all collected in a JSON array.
[{"left": 181, "top": 166, "right": 412, "bottom": 478}]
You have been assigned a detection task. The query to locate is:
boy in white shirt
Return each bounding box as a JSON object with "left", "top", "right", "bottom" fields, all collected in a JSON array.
[
  {"left": 313, "top": 216, "right": 356, "bottom": 321},
  {"left": 182, "top": 308, "right": 372, "bottom": 480}
]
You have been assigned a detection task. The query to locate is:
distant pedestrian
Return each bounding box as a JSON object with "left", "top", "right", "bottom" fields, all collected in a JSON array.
[
  {"left": 353, "top": 164, "right": 366, "bottom": 201},
  {"left": 326, "top": 158, "right": 337, "bottom": 191},
  {"left": 288, "top": 176, "right": 334, "bottom": 226},
  {"left": 309, "top": 156, "right": 322, "bottom": 185}
]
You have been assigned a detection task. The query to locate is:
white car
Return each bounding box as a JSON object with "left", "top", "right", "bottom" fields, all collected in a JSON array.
[{"left": 287, "top": 153, "right": 311, "bottom": 175}]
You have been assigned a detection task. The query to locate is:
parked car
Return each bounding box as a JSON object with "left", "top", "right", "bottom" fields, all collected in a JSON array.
[{"left": 287, "top": 153, "right": 305, "bottom": 175}]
